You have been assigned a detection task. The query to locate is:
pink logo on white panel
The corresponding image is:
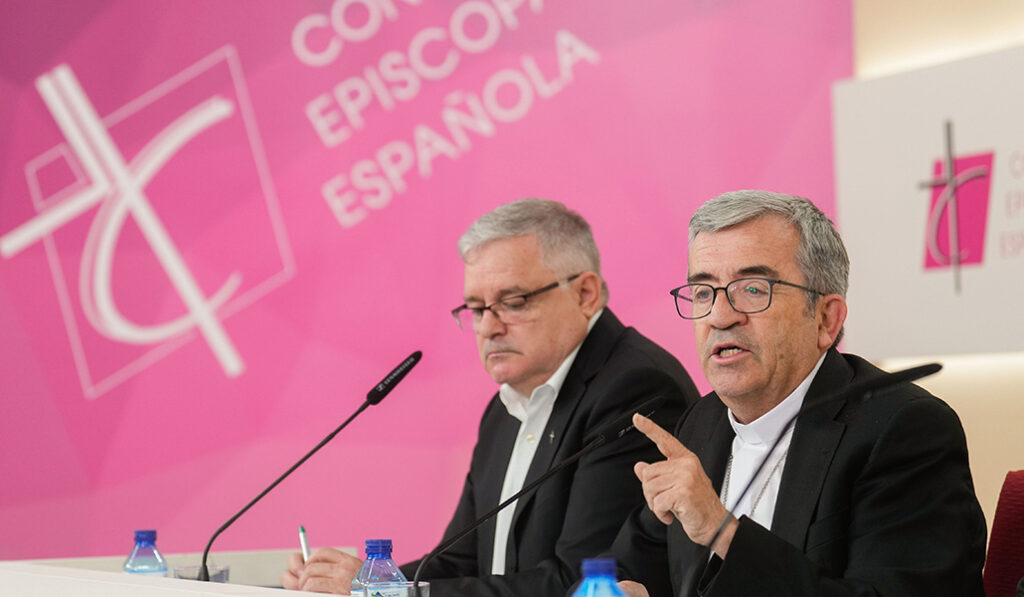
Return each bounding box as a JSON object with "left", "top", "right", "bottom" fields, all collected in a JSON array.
[
  {"left": 0, "top": 46, "right": 294, "bottom": 398},
  {"left": 919, "top": 121, "right": 992, "bottom": 293}
]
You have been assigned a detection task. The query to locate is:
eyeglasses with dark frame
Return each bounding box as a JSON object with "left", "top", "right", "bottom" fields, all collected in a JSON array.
[
  {"left": 451, "top": 273, "right": 582, "bottom": 331},
  {"left": 669, "top": 277, "right": 825, "bottom": 320}
]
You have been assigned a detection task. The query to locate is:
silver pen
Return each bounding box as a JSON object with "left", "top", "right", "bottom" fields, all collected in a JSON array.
[{"left": 299, "top": 525, "right": 311, "bottom": 563}]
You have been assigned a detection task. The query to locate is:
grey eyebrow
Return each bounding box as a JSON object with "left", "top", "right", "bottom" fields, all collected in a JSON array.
[{"left": 464, "top": 285, "right": 530, "bottom": 304}]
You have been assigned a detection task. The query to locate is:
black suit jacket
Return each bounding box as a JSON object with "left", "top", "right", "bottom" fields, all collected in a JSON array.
[
  {"left": 402, "top": 309, "right": 700, "bottom": 596},
  {"left": 609, "top": 349, "right": 987, "bottom": 597}
]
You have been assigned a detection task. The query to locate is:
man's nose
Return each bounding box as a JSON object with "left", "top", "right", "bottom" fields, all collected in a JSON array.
[
  {"left": 475, "top": 307, "right": 506, "bottom": 336},
  {"left": 705, "top": 288, "right": 745, "bottom": 328}
]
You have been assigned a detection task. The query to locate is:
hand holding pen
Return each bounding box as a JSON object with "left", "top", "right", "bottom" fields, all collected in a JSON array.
[{"left": 281, "top": 526, "right": 364, "bottom": 594}]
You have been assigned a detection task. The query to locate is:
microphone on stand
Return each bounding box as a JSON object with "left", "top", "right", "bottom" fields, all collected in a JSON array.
[
  {"left": 677, "top": 361, "right": 942, "bottom": 594},
  {"left": 196, "top": 351, "right": 423, "bottom": 581},
  {"left": 411, "top": 395, "right": 669, "bottom": 596}
]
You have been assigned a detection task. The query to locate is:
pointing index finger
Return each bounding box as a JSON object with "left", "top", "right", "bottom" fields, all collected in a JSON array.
[{"left": 633, "top": 413, "right": 689, "bottom": 459}]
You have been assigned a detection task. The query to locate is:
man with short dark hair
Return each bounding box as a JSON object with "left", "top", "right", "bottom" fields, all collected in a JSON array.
[
  {"left": 282, "top": 198, "right": 700, "bottom": 596},
  {"left": 610, "top": 190, "right": 986, "bottom": 597}
]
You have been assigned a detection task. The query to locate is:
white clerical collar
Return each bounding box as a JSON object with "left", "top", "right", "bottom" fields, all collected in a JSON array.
[
  {"left": 498, "top": 309, "right": 603, "bottom": 421},
  {"left": 727, "top": 353, "right": 827, "bottom": 445}
]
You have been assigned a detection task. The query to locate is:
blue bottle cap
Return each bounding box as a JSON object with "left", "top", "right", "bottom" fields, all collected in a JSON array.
[
  {"left": 133, "top": 530, "right": 156, "bottom": 544},
  {"left": 364, "top": 538, "right": 393, "bottom": 556},
  {"left": 581, "top": 558, "right": 617, "bottom": 577}
]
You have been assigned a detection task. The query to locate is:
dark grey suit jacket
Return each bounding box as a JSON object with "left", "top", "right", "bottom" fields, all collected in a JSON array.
[
  {"left": 608, "top": 349, "right": 987, "bottom": 597},
  {"left": 401, "top": 309, "right": 700, "bottom": 596}
]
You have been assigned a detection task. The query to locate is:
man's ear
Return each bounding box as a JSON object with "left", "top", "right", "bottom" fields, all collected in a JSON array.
[
  {"left": 817, "top": 294, "right": 848, "bottom": 350},
  {"left": 577, "top": 271, "right": 604, "bottom": 317}
]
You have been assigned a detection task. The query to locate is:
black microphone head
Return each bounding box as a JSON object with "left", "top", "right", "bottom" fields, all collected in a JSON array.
[
  {"left": 367, "top": 351, "right": 422, "bottom": 405},
  {"left": 886, "top": 362, "right": 942, "bottom": 386},
  {"left": 584, "top": 395, "right": 667, "bottom": 446}
]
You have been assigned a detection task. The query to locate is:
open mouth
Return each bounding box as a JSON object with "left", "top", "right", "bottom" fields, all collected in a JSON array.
[{"left": 712, "top": 343, "right": 747, "bottom": 359}]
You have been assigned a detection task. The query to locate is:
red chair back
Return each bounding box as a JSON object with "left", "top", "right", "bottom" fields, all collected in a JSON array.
[{"left": 985, "top": 470, "right": 1024, "bottom": 597}]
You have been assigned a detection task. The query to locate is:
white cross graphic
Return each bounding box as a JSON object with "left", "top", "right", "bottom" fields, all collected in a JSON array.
[{"left": 1, "top": 63, "right": 247, "bottom": 382}]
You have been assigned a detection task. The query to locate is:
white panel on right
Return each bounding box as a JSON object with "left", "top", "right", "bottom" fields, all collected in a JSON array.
[{"left": 833, "top": 46, "right": 1024, "bottom": 359}]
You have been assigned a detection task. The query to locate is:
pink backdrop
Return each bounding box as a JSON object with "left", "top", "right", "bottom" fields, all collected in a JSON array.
[{"left": 0, "top": 1, "right": 850, "bottom": 562}]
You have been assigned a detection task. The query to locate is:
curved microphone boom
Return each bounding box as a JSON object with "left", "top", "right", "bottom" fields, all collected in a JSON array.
[
  {"left": 411, "top": 395, "right": 668, "bottom": 596},
  {"left": 196, "top": 351, "right": 422, "bottom": 581}
]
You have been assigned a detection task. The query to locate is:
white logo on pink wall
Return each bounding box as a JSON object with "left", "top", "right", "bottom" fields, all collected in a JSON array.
[{"left": 0, "top": 46, "right": 294, "bottom": 398}]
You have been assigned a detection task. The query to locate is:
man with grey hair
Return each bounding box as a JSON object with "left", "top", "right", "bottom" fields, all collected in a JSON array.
[
  {"left": 283, "top": 198, "right": 699, "bottom": 596},
  {"left": 606, "top": 190, "right": 986, "bottom": 596}
]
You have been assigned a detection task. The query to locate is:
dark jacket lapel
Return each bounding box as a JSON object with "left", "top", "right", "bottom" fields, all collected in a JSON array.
[
  {"left": 770, "top": 350, "right": 853, "bottom": 548},
  {"left": 505, "top": 310, "right": 626, "bottom": 556}
]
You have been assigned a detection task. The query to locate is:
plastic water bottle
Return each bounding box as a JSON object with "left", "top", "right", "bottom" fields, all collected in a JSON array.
[
  {"left": 571, "top": 558, "right": 626, "bottom": 597},
  {"left": 123, "top": 529, "right": 168, "bottom": 577},
  {"left": 350, "top": 539, "right": 407, "bottom": 596}
]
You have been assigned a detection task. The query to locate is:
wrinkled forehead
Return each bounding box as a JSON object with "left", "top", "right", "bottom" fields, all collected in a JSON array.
[
  {"left": 462, "top": 236, "right": 555, "bottom": 298},
  {"left": 687, "top": 216, "right": 800, "bottom": 282}
]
